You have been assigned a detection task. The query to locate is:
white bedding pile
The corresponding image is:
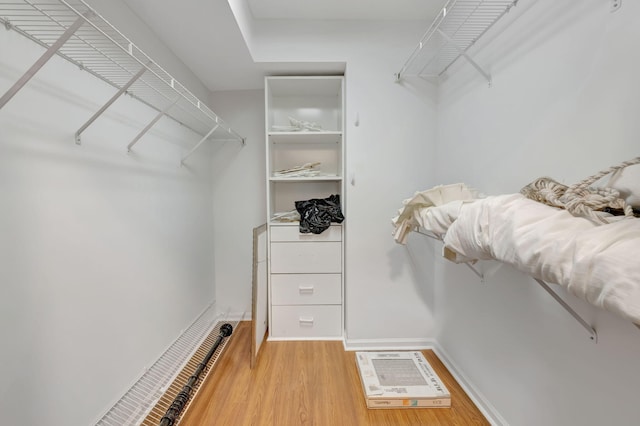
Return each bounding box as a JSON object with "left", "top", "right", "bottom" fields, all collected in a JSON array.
[
  {"left": 395, "top": 189, "right": 640, "bottom": 325},
  {"left": 392, "top": 183, "right": 479, "bottom": 244}
]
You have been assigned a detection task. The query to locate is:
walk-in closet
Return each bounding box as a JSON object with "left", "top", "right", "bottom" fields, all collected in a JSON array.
[{"left": 1, "top": 1, "right": 638, "bottom": 425}]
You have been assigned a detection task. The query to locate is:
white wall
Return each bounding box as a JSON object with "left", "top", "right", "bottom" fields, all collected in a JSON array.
[
  {"left": 0, "top": 13, "right": 220, "bottom": 426},
  {"left": 208, "top": 89, "right": 266, "bottom": 318},
  {"left": 435, "top": 0, "right": 640, "bottom": 424},
  {"left": 219, "top": 15, "right": 441, "bottom": 343}
]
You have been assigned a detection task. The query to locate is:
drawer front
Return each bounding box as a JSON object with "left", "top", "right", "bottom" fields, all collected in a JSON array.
[
  {"left": 270, "top": 224, "right": 342, "bottom": 242},
  {"left": 271, "top": 305, "right": 342, "bottom": 338},
  {"left": 271, "top": 274, "right": 341, "bottom": 305},
  {"left": 271, "top": 242, "right": 341, "bottom": 273}
]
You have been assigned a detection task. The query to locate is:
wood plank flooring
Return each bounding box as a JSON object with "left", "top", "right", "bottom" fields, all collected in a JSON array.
[{"left": 180, "top": 321, "right": 489, "bottom": 425}]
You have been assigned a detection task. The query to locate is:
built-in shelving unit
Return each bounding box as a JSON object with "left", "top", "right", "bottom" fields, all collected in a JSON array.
[
  {"left": 0, "top": 0, "right": 243, "bottom": 155},
  {"left": 396, "top": 0, "right": 518, "bottom": 84},
  {"left": 265, "top": 75, "right": 345, "bottom": 340}
]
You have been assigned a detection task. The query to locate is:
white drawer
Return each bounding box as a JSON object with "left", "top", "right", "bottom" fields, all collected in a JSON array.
[
  {"left": 271, "top": 305, "right": 342, "bottom": 338},
  {"left": 271, "top": 242, "right": 341, "bottom": 273},
  {"left": 270, "top": 224, "right": 342, "bottom": 242},
  {"left": 271, "top": 274, "right": 341, "bottom": 305}
]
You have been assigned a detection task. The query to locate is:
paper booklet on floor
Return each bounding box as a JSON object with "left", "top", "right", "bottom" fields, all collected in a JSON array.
[{"left": 355, "top": 351, "right": 451, "bottom": 409}]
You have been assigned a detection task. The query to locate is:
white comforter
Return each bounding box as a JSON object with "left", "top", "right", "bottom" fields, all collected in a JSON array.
[{"left": 406, "top": 192, "right": 640, "bottom": 325}]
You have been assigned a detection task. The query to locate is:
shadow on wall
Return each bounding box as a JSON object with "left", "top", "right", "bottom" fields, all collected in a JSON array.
[{"left": 387, "top": 231, "right": 437, "bottom": 314}]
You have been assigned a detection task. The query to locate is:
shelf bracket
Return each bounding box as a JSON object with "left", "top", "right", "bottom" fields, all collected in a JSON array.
[
  {"left": 226, "top": 127, "right": 246, "bottom": 146},
  {"left": 415, "top": 228, "right": 441, "bottom": 241},
  {"left": 415, "top": 228, "right": 485, "bottom": 281},
  {"left": 180, "top": 124, "right": 219, "bottom": 165},
  {"left": 436, "top": 29, "right": 492, "bottom": 86},
  {"left": 533, "top": 278, "right": 597, "bottom": 343},
  {"left": 463, "top": 262, "right": 484, "bottom": 282},
  {"left": 413, "top": 228, "right": 596, "bottom": 342},
  {"left": 127, "top": 97, "right": 180, "bottom": 152},
  {"left": 0, "top": 15, "right": 86, "bottom": 110},
  {"left": 75, "top": 65, "right": 147, "bottom": 145}
]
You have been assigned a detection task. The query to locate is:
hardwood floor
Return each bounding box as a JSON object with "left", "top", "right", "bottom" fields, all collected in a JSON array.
[{"left": 180, "top": 322, "right": 489, "bottom": 425}]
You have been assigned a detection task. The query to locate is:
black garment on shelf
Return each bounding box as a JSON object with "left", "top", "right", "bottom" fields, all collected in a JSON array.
[{"left": 295, "top": 194, "right": 345, "bottom": 234}]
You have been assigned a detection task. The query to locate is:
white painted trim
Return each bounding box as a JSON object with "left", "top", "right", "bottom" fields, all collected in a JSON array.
[
  {"left": 222, "top": 310, "right": 251, "bottom": 322},
  {"left": 432, "top": 342, "right": 509, "bottom": 426},
  {"left": 268, "top": 336, "right": 344, "bottom": 342},
  {"left": 342, "top": 337, "right": 436, "bottom": 351}
]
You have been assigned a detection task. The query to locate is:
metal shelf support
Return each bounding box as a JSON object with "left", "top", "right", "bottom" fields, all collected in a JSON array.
[
  {"left": 415, "top": 228, "right": 485, "bottom": 281},
  {"left": 181, "top": 124, "right": 219, "bottom": 165},
  {"left": 0, "top": 14, "right": 87, "bottom": 110},
  {"left": 463, "top": 262, "right": 484, "bottom": 281},
  {"left": 533, "top": 278, "right": 597, "bottom": 343},
  {"left": 415, "top": 227, "right": 597, "bottom": 342},
  {"left": 75, "top": 65, "right": 146, "bottom": 145},
  {"left": 435, "top": 29, "right": 492, "bottom": 86},
  {"left": 127, "top": 96, "right": 179, "bottom": 152}
]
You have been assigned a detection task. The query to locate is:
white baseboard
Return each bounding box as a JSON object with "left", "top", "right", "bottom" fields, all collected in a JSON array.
[
  {"left": 343, "top": 336, "right": 507, "bottom": 426},
  {"left": 431, "top": 342, "right": 508, "bottom": 426},
  {"left": 343, "top": 336, "right": 436, "bottom": 351},
  {"left": 222, "top": 310, "right": 251, "bottom": 322}
]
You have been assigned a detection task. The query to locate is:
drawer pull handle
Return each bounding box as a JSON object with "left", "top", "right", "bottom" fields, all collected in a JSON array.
[
  {"left": 298, "top": 286, "right": 314, "bottom": 294},
  {"left": 299, "top": 317, "right": 314, "bottom": 325}
]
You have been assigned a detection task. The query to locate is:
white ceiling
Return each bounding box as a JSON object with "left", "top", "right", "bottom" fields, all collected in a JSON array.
[
  {"left": 120, "top": 0, "right": 442, "bottom": 92},
  {"left": 247, "top": 0, "right": 442, "bottom": 20}
]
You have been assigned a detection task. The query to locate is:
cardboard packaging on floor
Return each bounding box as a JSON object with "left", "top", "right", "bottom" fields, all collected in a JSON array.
[{"left": 355, "top": 351, "right": 451, "bottom": 409}]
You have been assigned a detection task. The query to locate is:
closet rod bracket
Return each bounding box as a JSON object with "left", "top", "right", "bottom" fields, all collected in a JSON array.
[{"left": 533, "top": 278, "right": 597, "bottom": 343}]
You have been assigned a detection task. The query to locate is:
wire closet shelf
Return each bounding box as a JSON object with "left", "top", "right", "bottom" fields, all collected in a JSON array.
[
  {"left": 0, "top": 0, "right": 244, "bottom": 149},
  {"left": 396, "top": 0, "right": 518, "bottom": 84}
]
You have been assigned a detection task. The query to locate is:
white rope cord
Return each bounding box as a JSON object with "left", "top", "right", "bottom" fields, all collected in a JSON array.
[{"left": 520, "top": 157, "right": 640, "bottom": 225}]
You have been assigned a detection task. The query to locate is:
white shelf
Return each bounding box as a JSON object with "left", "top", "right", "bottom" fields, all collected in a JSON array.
[
  {"left": 0, "top": 0, "right": 243, "bottom": 147},
  {"left": 270, "top": 176, "right": 342, "bottom": 182},
  {"left": 269, "top": 220, "right": 344, "bottom": 228},
  {"left": 269, "top": 220, "right": 300, "bottom": 226},
  {"left": 268, "top": 131, "right": 342, "bottom": 144},
  {"left": 396, "top": 0, "right": 518, "bottom": 84}
]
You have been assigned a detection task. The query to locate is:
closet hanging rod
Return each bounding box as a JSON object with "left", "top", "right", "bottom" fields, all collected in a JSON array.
[{"left": 0, "top": 0, "right": 244, "bottom": 145}]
